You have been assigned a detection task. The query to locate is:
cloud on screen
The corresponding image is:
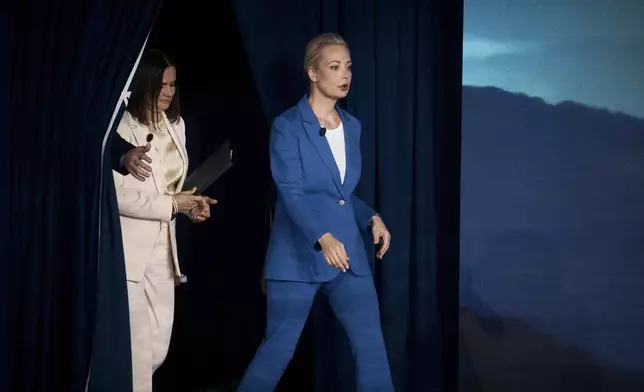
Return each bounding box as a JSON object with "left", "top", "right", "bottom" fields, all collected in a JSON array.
[{"left": 463, "top": 36, "right": 536, "bottom": 60}]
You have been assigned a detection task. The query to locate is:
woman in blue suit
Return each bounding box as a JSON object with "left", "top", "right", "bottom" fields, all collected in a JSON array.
[{"left": 237, "top": 33, "right": 394, "bottom": 392}]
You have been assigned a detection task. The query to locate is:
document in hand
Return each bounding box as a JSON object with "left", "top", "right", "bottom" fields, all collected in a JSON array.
[{"left": 183, "top": 140, "right": 234, "bottom": 193}]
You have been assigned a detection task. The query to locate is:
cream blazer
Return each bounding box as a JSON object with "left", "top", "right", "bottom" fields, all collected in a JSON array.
[{"left": 113, "top": 111, "right": 189, "bottom": 283}]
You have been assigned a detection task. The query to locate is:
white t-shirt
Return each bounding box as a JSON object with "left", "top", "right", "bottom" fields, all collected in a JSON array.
[{"left": 325, "top": 122, "right": 346, "bottom": 183}]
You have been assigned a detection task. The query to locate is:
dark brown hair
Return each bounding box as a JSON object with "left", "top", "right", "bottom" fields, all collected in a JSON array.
[{"left": 127, "top": 49, "right": 180, "bottom": 125}]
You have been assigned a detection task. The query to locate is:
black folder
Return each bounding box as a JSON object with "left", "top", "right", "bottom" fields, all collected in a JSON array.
[{"left": 182, "top": 140, "right": 234, "bottom": 193}]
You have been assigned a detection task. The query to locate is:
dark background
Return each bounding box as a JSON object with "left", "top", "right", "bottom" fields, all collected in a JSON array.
[
  {"left": 144, "top": 1, "right": 280, "bottom": 390},
  {"left": 146, "top": 0, "right": 462, "bottom": 391},
  {"left": 2, "top": 0, "right": 461, "bottom": 391}
]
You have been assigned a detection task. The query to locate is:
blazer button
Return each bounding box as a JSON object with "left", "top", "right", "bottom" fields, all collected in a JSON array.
[{"left": 339, "top": 200, "right": 345, "bottom": 206}]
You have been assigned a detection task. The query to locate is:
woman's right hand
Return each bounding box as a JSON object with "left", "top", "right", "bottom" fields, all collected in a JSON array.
[
  {"left": 173, "top": 187, "right": 204, "bottom": 214},
  {"left": 318, "top": 233, "right": 350, "bottom": 272}
]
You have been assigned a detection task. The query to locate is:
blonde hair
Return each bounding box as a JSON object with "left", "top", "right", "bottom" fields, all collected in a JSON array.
[{"left": 304, "top": 33, "right": 348, "bottom": 77}]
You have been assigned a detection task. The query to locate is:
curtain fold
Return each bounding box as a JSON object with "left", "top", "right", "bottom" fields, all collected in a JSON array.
[
  {"left": 1, "top": 4, "right": 13, "bottom": 392},
  {"left": 231, "top": 1, "right": 462, "bottom": 391},
  {"left": 4, "top": 1, "right": 162, "bottom": 390}
]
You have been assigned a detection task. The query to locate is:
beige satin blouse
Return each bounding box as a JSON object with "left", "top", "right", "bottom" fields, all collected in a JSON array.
[{"left": 149, "top": 118, "right": 183, "bottom": 194}]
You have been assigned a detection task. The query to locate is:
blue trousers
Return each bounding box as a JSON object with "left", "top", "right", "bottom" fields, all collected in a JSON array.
[{"left": 237, "top": 272, "right": 394, "bottom": 392}]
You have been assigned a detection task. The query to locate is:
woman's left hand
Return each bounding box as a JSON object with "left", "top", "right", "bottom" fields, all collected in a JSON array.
[
  {"left": 189, "top": 196, "right": 217, "bottom": 223},
  {"left": 371, "top": 215, "right": 391, "bottom": 259}
]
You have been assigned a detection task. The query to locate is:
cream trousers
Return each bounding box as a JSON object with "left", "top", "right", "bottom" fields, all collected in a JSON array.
[{"left": 126, "top": 223, "right": 175, "bottom": 392}]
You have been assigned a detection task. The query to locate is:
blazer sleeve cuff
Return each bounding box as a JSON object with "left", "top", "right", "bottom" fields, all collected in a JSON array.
[
  {"left": 312, "top": 230, "right": 330, "bottom": 251},
  {"left": 158, "top": 195, "right": 175, "bottom": 223}
]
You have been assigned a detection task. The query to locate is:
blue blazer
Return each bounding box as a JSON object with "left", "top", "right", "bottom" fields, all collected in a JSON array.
[{"left": 264, "top": 95, "right": 377, "bottom": 283}]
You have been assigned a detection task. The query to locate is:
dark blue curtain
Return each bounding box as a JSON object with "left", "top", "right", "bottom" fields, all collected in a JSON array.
[
  {"left": 1, "top": 4, "right": 12, "bottom": 392},
  {"left": 144, "top": 1, "right": 277, "bottom": 389},
  {"left": 3, "top": 0, "right": 162, "bottom": 391},
  {"left": 231, "top": 1, "right": 463, "bottom": 391}
]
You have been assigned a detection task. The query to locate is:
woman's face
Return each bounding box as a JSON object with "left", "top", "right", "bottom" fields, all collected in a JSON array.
[
  {"left": 309, "top": 45, "right": 352, "bottom": 99},
  {"left": 157, "top": 66, "right": 176, "bottom": 111}
]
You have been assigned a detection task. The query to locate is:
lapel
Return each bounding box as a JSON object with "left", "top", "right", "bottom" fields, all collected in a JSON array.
[
  {"left": 126, "top": 112, "right": 187, "bottom": 195},
  {"left": 338, "top": 108, "right": 358, "bottom": 193},
  {"left": 297, "top": 95, "right": 351, "bottom": 199}
]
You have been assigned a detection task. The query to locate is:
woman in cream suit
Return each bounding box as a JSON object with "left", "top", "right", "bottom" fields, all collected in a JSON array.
[{"left": 112, "top": 49, "right": 215, "bottom": 392}]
